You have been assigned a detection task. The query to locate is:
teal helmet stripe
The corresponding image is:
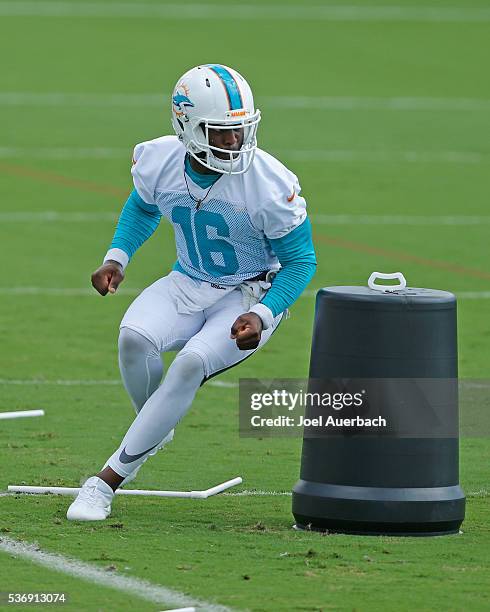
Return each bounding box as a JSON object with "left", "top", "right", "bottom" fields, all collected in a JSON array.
[{"left": 206, "top": 64, "right": 243, "bottom": 110}]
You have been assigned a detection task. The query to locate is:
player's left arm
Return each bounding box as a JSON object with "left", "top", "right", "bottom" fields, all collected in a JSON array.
[
  {"left": 231, "top": 217, "right": 316, "bottom": 349},
  {"left": 250, "top": 216, "right": 316, "bottom": 328},
  {"left": 231, "top": 164, "right": 316, "bottom": 349},
  {"left": 255, "top": 216, "right": 317, "bottom": 322}
]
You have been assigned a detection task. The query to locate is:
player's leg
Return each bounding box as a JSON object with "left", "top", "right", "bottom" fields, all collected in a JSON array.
[
  {"left": 99, "top": 288, "right": 283, "bottom": 483},
  {"left": 104, "top": 330, "right": 172, "bottom": 486},
  {"left": 118, "top": 327, "right": 163, "bottom": 414},
  {"left": 117, "top": 273, "right": 205, "bottom": 414},
  {"left": 67, "top": 274, "right": 205, "bottom": 520},
  {"left": 102, "top": 348, "right": 206, "bottom": 482},
  {"left": 185, "top": 287, "right": 284, "bottom": 383},
  {"left": 110, "top": 275, "right": 206, "bottom": 469}
]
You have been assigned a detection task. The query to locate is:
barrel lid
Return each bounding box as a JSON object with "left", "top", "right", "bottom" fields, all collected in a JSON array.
[{"left": 317, "top": 286, "right": 456, "bottom": 310}]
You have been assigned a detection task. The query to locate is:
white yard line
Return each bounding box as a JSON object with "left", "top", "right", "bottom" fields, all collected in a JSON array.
[
  {"left": 311, "top": 214, "right": 490, "bottom": 225},
  {"left": 0, "top": 287, "right": 139, "bottom": 296},
  {"left": 224, "top": 490, "right": 292, "bottom": 497},
  {"left": 3, "top": 211, "right": 490, "bottom": 224},
  {"left": 452, "top": 291, "right": 490, "bottom": 299},
  {"left": 0, "top": 535, "right": 230, "bottom": 611},
  {"left": 0, "top": 93, "right": 489, "bottom": 112},
  {"left": 0, "top": 3, "right": 489, "bottom": 23},
  {"left": 0, "top": 489, "right": 288, "bottom": 498},
  {"left": 0, "top": 92, "right": 166, "bottom": 107},
  {"left": 0, "top": 378, "right": 121, "bottom": 386},
  {"left": 0, "top": 147, "right": 487, "bottom": 164},
  {"left": 1, "top": 369, "right": 489, "bottom": 388},
  {"left": 283, "top": 150, "right": 488, "bottom": 164},
  {"left": 269, "top": 97, "right": 490, "bottom": 112},
  {"left": 0, "top": 377, "right": 239, "bottom": 388},
  {"left": 205, "top": 380, "right": 237, "bottom": 389},
  {"left": 303, "top": 290, "right": 490, "bottom": 300},
  {"left": 0, "top": 211, "right": 118, "bottom": 221},
  {"left": 0, "top": 489, "right": 485, "bottom": 498},
  {"left": 0, "top": 146, "right": 129, "bottom": 159},
  {"left": 1, "top": 375, "right": 487, "bottom": 388},
  {"left": 0, "top": 288, "right": 489, "bottom": 300}
]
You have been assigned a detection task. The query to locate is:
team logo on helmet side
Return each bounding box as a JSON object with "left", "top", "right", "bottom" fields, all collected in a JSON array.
[{"left": 172, "top": 83, "right": 194, "bottom": 119}]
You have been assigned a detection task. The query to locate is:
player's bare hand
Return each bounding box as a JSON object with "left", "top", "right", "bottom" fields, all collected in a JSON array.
[
  {"left": 91, "top": 261, "right": 125, "bottom": 296},
  {"left": 230, "top": 313, "right": 263, "bottom": 350}
]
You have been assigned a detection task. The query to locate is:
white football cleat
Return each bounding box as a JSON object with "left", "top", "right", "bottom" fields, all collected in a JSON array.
[{"left": 66, "top": 476, "right": 114, "bottom": 521}]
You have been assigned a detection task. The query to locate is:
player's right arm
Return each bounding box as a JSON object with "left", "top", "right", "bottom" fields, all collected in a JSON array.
[
  {"left": 92, "top": 137, "right": 177, "bottom": 295},
  {"left": 91, "top": 188, "right": 162, "bottom": 295},
  {"left": 91, "top": 260, "right": 125, "bottom": 296}
]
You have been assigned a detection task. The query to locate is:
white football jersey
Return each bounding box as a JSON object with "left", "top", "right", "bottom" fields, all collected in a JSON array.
[{"left": 131, "top": 135, "right": 307, "bottom": 286}]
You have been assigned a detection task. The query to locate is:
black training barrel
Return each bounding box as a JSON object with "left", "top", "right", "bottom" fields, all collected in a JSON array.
[{"left": 292, "top": 272, "right": 465, "bottom": 535}]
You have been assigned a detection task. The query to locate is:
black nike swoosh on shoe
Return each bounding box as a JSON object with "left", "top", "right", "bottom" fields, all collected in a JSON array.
[{"left": 119, "top": 444, "right": 157, "bottom": 464}]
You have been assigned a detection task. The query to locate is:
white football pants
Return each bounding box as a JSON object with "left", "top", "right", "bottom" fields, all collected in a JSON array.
[{"left": 106, "top": 273, "right": 283, "bottom": 478}]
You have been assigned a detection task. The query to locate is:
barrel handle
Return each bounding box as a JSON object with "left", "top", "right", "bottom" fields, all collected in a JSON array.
[{"left": 368, "top": 271, "right": 407, "bottom": 292}]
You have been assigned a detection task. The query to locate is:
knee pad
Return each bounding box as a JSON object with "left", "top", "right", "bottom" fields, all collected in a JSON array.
[
  {"left": 118, "top": 327, "right": 160, "bottom": 364},
  {"left": 171, "top": 350, "right": 206, "bottom": 381}
]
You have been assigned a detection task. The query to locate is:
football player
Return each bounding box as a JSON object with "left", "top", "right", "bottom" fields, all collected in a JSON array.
[{"left": 67, "top": 64, "right": 316, "bottom": 520}]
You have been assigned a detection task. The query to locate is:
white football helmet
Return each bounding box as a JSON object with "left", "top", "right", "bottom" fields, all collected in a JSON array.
[{"left": 171, "top": 64, "right": 261, "bottom": 175}]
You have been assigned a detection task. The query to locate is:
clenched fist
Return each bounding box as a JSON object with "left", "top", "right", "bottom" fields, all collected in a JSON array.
[
  {"left": 230, "top": 312, "right": 263, "bottom": 350},
  {"left": 91, "top": 260, "right": 125, "bottom": 296}
]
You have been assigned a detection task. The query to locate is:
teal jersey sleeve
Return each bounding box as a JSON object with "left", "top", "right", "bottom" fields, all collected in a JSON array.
[
  {"left": 261, "top": 217, "right": 317, "bottom": 317},
  {"left": 110, "top": 189, "right": 162, "bottom": 260}
]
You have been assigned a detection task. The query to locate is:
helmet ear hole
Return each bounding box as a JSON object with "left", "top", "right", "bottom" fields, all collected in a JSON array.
[{"left": 198, "top": 122, "right": 207, "bottom": 140}]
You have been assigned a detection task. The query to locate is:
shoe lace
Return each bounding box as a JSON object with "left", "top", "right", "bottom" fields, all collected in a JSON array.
[{"left": 80, "top": 483, "right": 107, "bottom": 507}]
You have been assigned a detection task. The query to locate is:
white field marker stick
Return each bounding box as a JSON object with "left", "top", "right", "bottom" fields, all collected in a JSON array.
[
  {"left": 8, "top": 477, "right": 243, "bottom": 498},
  {"left": 0, "top": 409, "right": 45, "bottom": 420},
  {"left": 200, "top": 477, "right": 243, "bottom": 498}
]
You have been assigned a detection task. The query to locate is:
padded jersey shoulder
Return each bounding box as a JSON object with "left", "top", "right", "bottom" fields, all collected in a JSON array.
[
  {"left": 131, "top": 135, "right": 185, "bottom": 204},
  {"left": 243, "top": 147, "right": 307, "bottom": 239}
]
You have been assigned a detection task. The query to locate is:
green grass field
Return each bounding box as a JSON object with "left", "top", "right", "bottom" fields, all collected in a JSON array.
[{"left": 1, "top": 1, "right": 489, "bottom": 610}]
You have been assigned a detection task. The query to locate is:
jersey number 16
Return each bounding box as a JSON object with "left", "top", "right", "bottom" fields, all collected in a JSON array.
[{"left": 172, "top": 206, "right": 239, "bottom": 277}]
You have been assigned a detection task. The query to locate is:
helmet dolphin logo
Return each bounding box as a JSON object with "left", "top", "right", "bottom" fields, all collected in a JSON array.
[{"left": 172, "top": 93, "right": 195, "bottom": 111}]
